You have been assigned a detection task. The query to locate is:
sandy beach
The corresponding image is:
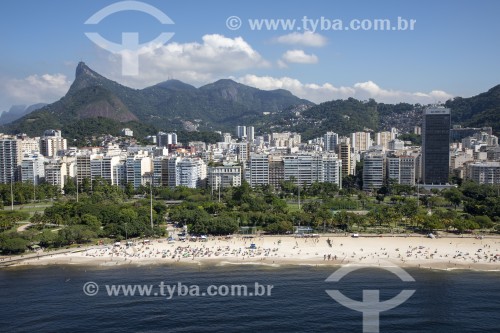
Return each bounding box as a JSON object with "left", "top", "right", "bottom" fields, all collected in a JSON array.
[{"left": 4, "top": 234, "right": 500, "bottom": 271}]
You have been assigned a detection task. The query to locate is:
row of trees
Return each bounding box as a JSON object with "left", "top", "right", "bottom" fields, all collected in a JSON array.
[
  {"left": 0, "top": 182, "right": 61, "bottom": 207},
  {"left": 2, "top": 174, "right": 499, "bottom": 253},
  {"left": 166, "top": 179, "right": 500, "bottom": 235}
]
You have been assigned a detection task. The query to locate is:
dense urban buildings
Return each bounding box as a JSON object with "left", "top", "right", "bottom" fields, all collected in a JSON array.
[{"left": 0, "top": 112, "right": 498, "bottom": 192}]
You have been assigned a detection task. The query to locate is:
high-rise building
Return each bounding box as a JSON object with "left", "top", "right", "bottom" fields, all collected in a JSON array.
[
  {"left": 236, "top": 142, "right": 249, "bottom": 163},
  {"left": 208, "top": 165, "right": 242, "bottom": 190},
  {"left": 269, "top": 155, "right": 284, "bottom": 190},
  {"left": 157, "top": 132, "right": 168, "bottom": 147},
  {"left": 178, "top": 158, "right": 206, "bottom": 188},
  {"left": 223, "top": 133, "right": 232, "bottom": 143},
  {"left": 337, "top": 142, "right": 354, "bottom": 176},
  {"left": 322, "top": 153, "right": 342, "bottom": 187},
  {"left": 126, "top": 154, "right": 152, "bottom": 189},
  {"left": 376, "top": 131, "right": 392, "bottom": 149},
  {"left": 76, "top": 153, "right": 92, "bottom": 185},
  {"left": 40, "top": 130, "right": 67, "bottom": 157},
  {"left": 17, "top": 134, "right": 40, "bottom": 154},
  {"left": 351, "top": 132, "right": 372, "bottom": 152},
  {"left": 466, "top": 161, "right": 500, "bottom": 185},
  {"left": 169, "top": 133, "right": 178, "bottom": 145},
  {"left": 246, "top": 152, "right": 341, "bottom": 188},
  {"left": 422, "top": 107, "right": 451, "bottom": 184},
  {"left": 363, "top": 151, "right": 385, "bottom": 190},
  {"left": 386, "top": 154, "right": 416, "bottom": 186},
  {"left": 247, "top": 154, "right": 269, "bottom": 187},
  {"left": 323, "top": 132, "right": 339, "bottom": 152},
  {"left": 113, "top": 162, "right": 127, "bottom": 187},
  {"left": 152, "top": 157, "right": 164, "bottom": 187},
  {"left": 45, "top": 160, "right": 68, "bottom": 190},
  {"left": 388, "top": 139, "right": 405, "bottom": 151},
  {"left": 247, "top": 126, "right": 255, "bottom": 142},
  {"left": 236, "top": 126, "right": 247, "bottom": 139},
  {"left": 0, "top": 136, "right": 21, "bottom": 183},
  {"left": 21, "top": 153, "right": 45, "bottom": 185},
  {"left": 283, "top": 155, "right": 315, "bottom": 186},
  {"left": 90, "top": 155, "right": 121, "bottom": 184},
  {"left": 157, "top": 132, "right": 177, "bottom": 147},
  {"left": 283, "top": 153, "right": 342, "bottom": 187}
]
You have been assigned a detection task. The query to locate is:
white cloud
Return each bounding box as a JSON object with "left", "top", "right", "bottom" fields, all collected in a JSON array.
[
  {"left": 281, "top": 50, "right": 318, "bottom": 64},
  {"left": 275, "top": 31, "right": 327, "bottom": 47},
  {"left": 353, "top": 81, "right": 454, "bottom": 104},
  {"left": 97, "top": 34, "right": 270, "bottom": 88},
  {"left": 236, "top": 75, "right": 454, "bottom": 104},
  {"left": 0, "top": 73, "right": 71, "bottom": 110}
]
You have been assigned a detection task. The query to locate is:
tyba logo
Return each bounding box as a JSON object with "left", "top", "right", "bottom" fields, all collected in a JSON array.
[
  {"left": 84, "top": 1, "right": 174, "bottom": 75},
  {"left": 325, "top": 263, "right": 416, "bottom": 333}
]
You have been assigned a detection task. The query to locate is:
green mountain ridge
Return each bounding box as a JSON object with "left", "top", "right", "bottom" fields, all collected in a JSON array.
[
  {"left": 446, "top": 85, "right": 500, "bottom": 131},
  {"left": 1, "top": 62, "right": 499, "bottom": 141},
  {"left": 2, "top": 62, "right": 313, "bottom": 137}
]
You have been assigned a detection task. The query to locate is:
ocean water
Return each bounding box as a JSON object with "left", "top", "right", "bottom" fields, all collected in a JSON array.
[{"left": 1, "top": 264, "right": 499, "bottom": 333}]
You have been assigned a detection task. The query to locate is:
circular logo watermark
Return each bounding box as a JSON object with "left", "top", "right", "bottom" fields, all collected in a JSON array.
[
  {"left": 325, "top": 262, "right": 415, "bottom": 333},
  {"left": 84, "top": 1, "right": 175, "bottom": 76}
]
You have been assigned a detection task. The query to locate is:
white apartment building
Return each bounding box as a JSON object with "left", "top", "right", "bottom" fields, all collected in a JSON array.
[
  {"left": 40, "top": 130, "right": 67, "bottom": 157},
  {"left": 247, "top": 154, "right": 269, "bottom": 187},
  {"left": 126, "top": 154, "right": 152, "bottom": 189},
  {"left": 178, "top": 158, "right": 206, "bottom": 188},
  {"left": 207, "top": 165, "right": 242, "bottom": 190},
  {"left": 236, "top": 142, "right": 249, "bottom": 163},
  {"left": 283, "top": 153, "right": 342, "bottom": 187},
  {"left": 90, "top": 155, "right": 121, "bottom": 184},
  {"left": 17, "top": 135, "right": 40, "bottom": 154},
  {"left": 44, "top": 160, "right": 68, "bottom": 190},
  {"left": 386, "top": 154, "right": 416, "bottom": 186},
  {"left": 388, "top": 139, "right": 405, "bottom": 151},
  {"left": 351, "top": 132, "right": 372, "bottom": 152},
  {"left": 21, "top": 153, "right": 45, "bottom": 185},
  {"left": 376, "top": 131, "right": 392, "bottom": 149}
]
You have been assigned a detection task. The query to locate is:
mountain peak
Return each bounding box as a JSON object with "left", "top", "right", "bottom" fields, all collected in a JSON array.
[
  {"left": 69, "top": 62, "right": 117, "bottom": 94},
  {"left": 153, "top": 79, "right": 197, "bottom": 92},
  {"left": 75, "top": 61, "right": 100, "bottom": 79}
]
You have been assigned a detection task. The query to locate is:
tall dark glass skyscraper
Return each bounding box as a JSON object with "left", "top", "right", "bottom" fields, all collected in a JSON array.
[{"left": 422, "top": 107, "right": 451, "bottom": 184}]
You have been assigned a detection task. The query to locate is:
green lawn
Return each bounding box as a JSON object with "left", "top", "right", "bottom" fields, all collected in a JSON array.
[
  {"left": 3, "top": 202, "right": 53, "bottom": 217},
  {"left": 287, "top": 202, "right": 302, "bottom": 212}
]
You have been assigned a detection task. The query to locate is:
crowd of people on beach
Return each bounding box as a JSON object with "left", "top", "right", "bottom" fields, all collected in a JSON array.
[{"left": 4, "top": 234, "right": 500, "bottom": 270}]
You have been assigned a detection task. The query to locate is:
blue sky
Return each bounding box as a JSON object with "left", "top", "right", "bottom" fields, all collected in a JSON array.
[{"left": 1, "top": 0, "right": 499, "bottom": 112}]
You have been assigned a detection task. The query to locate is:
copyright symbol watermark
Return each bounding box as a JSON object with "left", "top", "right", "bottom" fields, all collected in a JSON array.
[
  {"left": 226, "top": 16, "right": 242, "bottom": 30},
  {"left": 83, "top": 281, "right": 99, "bottom": 296}
]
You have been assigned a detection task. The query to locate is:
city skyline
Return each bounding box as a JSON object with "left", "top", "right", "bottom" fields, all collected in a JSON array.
[{"left": 1, "top": 0, "right": 500, "bottom": 112}]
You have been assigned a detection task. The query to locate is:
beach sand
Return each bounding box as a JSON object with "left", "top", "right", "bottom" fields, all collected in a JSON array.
[{"left": 6, "top": 234, "right": 500, "bottom": 271}]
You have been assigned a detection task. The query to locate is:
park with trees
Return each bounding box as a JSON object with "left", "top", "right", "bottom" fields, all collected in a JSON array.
[{"left": 1, "top": 174, "right": 499, "bottom": 255}]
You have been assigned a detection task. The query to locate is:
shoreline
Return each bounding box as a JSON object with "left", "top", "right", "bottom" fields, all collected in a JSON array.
[{"left": 2, "top": 234, "right": 500, "bottom": 272}]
